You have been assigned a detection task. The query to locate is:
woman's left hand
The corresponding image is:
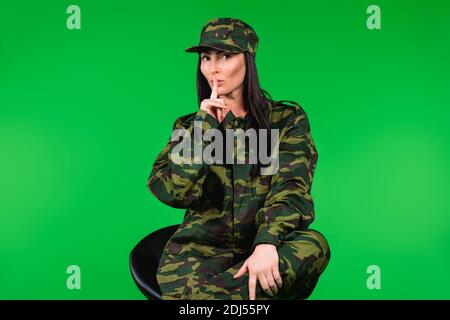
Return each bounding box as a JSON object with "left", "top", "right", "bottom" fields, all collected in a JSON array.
[{"left": 233, "top": 243, "right": 283, "bottom": 299}]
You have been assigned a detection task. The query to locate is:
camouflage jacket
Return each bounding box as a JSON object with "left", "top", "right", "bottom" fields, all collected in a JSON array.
[{"left": 147, "top": 100, "right": 318, "bottom": 257}]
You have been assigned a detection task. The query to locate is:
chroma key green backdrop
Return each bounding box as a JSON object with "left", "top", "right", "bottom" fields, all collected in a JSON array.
[{"left": 1, "top": 0, "right": 449, "bottom": 299}]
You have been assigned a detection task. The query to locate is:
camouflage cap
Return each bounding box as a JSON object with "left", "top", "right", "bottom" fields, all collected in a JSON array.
[{"left": 185, "top": 18, "right": 259, "bottom": 56}]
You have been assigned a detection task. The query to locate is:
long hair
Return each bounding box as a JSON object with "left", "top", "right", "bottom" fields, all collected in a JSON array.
[{"left": 195, "top": 51, "right": 273, "bottom": 178}]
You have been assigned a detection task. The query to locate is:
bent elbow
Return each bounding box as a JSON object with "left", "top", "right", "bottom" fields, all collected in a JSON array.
[{"left": 147, "top": 177, "right": 196, "bottom": 209}]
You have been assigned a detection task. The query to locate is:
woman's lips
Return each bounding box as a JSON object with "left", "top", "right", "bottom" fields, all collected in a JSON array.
[{"left": 211, "top": 79, "right": 224, "bottom": 86}]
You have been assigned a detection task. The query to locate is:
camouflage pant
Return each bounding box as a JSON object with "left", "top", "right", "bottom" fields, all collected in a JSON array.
[{"left": 156, "top": 228, "right": 331, "bottom": 300}]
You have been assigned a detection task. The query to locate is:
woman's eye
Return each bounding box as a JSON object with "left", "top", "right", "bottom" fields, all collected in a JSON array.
[{"left": 201, "top": 54, "right": 230, "bottom": 61}]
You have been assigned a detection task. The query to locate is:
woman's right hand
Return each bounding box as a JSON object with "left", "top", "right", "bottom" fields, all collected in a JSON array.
[{"left": 200, "top": 78, "right": 228, "bottom": 123}]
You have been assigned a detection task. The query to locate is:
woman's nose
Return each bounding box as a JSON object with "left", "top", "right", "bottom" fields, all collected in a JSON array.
[{"left": 210, "top": 58, "right": 220, "bottom": 74}]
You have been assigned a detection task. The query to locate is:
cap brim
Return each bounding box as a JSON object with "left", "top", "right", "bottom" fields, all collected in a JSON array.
[{"left": 185, "top": 44, "right": 243, "bottom": 54}]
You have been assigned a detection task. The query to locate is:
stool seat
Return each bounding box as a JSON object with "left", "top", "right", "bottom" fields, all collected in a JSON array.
[{"left": 129, "top": 224, "right": 180, "bottom": 300}]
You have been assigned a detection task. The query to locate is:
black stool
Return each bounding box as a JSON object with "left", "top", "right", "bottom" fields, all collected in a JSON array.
[{"left": 129, "top": 224, "right": 180, "bottom": 300}]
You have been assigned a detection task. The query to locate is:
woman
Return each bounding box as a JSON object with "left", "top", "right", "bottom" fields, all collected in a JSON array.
[{"left": 147, "top": 17, "right": 331, "bottom": 300}]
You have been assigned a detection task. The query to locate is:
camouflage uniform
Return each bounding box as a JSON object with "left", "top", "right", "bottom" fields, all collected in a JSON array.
[{"left": 147, "top": 100, "right": 331, "bottom": 300}]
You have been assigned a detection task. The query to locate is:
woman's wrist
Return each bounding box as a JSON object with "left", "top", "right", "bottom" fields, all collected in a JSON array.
[{"left": 254, "top": 243, "right": 277, "bottom": 251}]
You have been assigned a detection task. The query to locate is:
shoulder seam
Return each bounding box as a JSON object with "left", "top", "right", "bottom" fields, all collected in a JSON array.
[
  {"left": 173, "top": 111, "right": 198, "bottom": 128},
  {"left": 272, "top": 100, "right": 307, "bottom": 124}
]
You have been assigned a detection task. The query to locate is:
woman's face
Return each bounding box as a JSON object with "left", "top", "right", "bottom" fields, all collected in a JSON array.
[{"left": 200, "top": 50, "right": 246, "bottom": 97}]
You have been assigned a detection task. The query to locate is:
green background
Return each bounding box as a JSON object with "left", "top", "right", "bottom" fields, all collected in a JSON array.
[{"left": 1, "top": 0, "right": 449, "bottom": 299}]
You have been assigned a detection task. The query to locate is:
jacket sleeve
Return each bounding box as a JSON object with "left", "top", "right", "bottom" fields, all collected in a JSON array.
[
  {"left": 252, "top": 106, "right": 318, "bottom": 250},
  {"left": 147, "top": 109, "right": 219, "bottom": 208}
]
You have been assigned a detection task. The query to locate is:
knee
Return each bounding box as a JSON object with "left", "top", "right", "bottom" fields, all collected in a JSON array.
[
  {"left": 276, "top": 229, "right": 331, "bottom": 299},
  {"left": 307, "top": 229, "right": 331, "bottom": 258},
  {"left": 304, "top": 229, "right": 331, "bottom": 273},
  {"left": 280, "top": 228, "right": 331, "bottom": 274},
  {"left": 284, "top": 228, "right": 331, "bottom": 267}
]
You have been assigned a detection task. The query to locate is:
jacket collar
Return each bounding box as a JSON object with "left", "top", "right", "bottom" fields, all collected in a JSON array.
[{"left": 220, "top": 110, "right": 251, "bottom": 129}]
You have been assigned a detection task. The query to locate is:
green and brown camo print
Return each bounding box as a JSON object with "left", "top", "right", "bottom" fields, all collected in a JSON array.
[
  {"left": 147, "top": 100, "right": 331, "bottom": 299},
  {"left": 185, "top": 17, "right": 259, "bottom": 55}
]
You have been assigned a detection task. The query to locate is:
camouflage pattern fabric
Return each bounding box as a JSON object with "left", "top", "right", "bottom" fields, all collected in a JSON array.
[
  {"left": 147, "top": 100, "right": 331, "bottom": 299},
  {"left": 185, "top": 17, "right": 259, "bottom": 56}
]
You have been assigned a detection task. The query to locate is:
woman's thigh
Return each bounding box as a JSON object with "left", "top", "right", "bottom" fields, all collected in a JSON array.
[
  {"left": 156, "top": 249, "right": 235, "bottom": 300},
  {"left": 157, "top": 229, "right": 331, "bottom": 300},
  {"left": 190, "top": 229, "right": 331, "bottom": 300}
]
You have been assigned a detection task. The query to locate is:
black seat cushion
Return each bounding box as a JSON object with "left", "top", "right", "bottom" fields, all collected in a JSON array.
[{"left": 129, "top": 224, "right": 179, "bottom": 300}]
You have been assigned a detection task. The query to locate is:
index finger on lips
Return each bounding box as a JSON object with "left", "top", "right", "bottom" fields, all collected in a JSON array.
[{"left": 210, "top": 78, "right": 218, "bottom": 100}]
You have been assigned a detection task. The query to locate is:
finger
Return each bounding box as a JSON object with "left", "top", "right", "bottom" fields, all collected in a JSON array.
[
  {"left": 258, "top": 273, "right": 274, "bottom": 297},
  {"left": 273, "top": 266, "right": 283, "bottom": 289},
  {"left": 201, "top": 99, "right": 225, "bottom": 111},
  {"left": 203, "top": 105, "right": 225, "bottom": 120},
  {"left": 248, "top": 274, "right": 257, "bottom": 300},
  {"left": 216, "top": 98, "right": 228, "bottom": 109},
  {"left": 265, "top": 271, "right": 279, "bottom": 295},
  {"left": 234, "top": 261, "right": 248, "bottom": 279},
  {"left": 210, "top": 78, "right": 218, "bottom": 99},
  {"left": 203, "top": 107, "right": 217, "bottom": 120},
  {"left": 205, "top": 101, "right": 227, "bottom": 109},
  {"left": 217, "top": 108, "right": 223, "bottom": 122}
]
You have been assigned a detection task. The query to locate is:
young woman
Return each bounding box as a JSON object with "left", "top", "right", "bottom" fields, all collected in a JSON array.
[{"left": 147, "top": 17, "right": 331, "bottom": 300}]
